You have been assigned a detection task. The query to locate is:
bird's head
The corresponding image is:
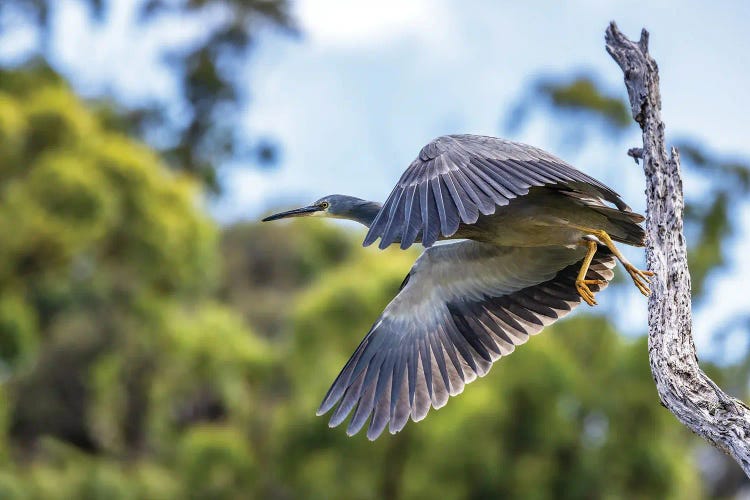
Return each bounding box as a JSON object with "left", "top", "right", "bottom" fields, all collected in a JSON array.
[{"left": 262, "top": 194, "right": 370, "bottom": 222}]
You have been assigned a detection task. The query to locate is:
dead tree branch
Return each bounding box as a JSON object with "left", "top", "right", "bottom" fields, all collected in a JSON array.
[{"left": 605, "top": 21, "right": 750, "bottom": 475}]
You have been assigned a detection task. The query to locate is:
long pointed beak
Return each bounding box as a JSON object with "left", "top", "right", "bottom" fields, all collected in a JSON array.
[{"left": 262, "top": 205, "right": 322, "bottom": 222}]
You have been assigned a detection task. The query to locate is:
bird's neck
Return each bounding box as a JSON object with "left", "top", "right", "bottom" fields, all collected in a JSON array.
[{"left": 348, "top": 200, "right": 382, "bottom": 228}]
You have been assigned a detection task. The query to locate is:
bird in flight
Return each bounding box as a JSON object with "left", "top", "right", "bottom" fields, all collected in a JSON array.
[{"left": 262, "top": 134, "right": 652, "bottom": 440}]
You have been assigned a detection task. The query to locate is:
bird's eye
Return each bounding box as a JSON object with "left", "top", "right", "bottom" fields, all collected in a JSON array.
[{"left": 320, "top": 201, "right": 330, "bottom": 209}]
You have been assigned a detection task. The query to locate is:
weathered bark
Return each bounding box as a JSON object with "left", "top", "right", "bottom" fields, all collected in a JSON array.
[{"left": 605, "top": 21, "right": 750, "bottom": 475}]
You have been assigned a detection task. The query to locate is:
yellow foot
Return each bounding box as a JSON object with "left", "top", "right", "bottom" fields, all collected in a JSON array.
[
  {"left": 576, "top": 279, "right": 607, "bottom": 306},
  {"left": 625, "top": 264, "right": 654, "bottom": 297}
]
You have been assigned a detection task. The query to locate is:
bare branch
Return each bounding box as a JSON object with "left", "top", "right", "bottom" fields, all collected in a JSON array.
[{"left": 605, "top": 21, "right": 750, "bottom": 475}]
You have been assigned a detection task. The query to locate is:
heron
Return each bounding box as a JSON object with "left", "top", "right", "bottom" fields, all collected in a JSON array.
[{"left": 262, "top": 134, "right": 651, "bottom": 440}]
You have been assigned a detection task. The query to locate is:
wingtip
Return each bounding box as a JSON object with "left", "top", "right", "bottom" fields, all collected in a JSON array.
[
  {"left": 345, "top": 427, "right": 359, "bottom": 437},
  {"left": 316, "top": 399, "right": 335, "bottom": 417},
  {"left": 366, "top": 422, "right": 387, "bottom": 441},
  {"left": 388, "top": 423, "right": 407, "bottom": 436},
  {"left": 328, "top": 411, "right": 349, "bottom": 428},
  {"left": 411, "top": 407, "right": 429, "bottom": 422},
  {"left": 363, "top": 233, "right": 381, "bottom": 248},
  {"left": 431, "top": 396, "right": 448, "bottom": 410}
]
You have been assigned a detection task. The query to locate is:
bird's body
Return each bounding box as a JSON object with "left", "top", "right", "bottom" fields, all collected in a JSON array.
[
  {"left": 454, "top": 187, "right": 643, "bottom": 248},
  {"left": 262, "top": 134, "right": 651, "bottom": 440}
]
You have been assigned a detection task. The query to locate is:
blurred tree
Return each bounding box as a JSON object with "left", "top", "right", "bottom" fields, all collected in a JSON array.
[
  {"left": 273, "top": 250, "right": 700, "bottom": 499},
  {"left": 506, "top": 73, "right": 631, "bottom": 142},
  {"left": 0, "top": 0, "right": 295, "bottom": 190},
  {"left": 0, "top": 67, "right": 275, "bottom": 497},
  {"left": 0, "top": 64, "right": 715, "bottom": 493},
  {"left": 0, "top": 36, "right": 744, "bottom": 500},
  {"left": 506, "top": 71, "right": 750, "bottom": 496},
  {"left": 218, "top": 220, "right": 355, "bottom": 338}
]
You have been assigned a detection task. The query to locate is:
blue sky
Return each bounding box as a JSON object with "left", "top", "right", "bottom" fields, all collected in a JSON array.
[{"left": 3, "top": 0, "right": 749, "bottom": 358}]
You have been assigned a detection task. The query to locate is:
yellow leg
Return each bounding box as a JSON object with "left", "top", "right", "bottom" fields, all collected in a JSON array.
[
  {"left": 574, "top": 227, "right": 654, "bottom": 297},
  {"left": 575, "top": 239, "right": 606, "bottom": 306}
]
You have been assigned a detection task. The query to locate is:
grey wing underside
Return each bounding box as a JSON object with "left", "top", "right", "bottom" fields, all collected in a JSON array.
[
  {"left": 364, "top": 134, "right": 630, "bottom": 249},
  {"left": 317, "top": 241, "right": 616, "bottom": 440}
]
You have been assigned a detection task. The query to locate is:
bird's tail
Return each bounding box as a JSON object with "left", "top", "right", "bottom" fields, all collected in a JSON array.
[{"left": 593, "top": 206, "right": 646, "bottom": 247}]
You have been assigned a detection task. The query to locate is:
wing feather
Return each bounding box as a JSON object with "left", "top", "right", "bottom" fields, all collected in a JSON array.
[
  {"left": 460, "top": 163, "right": 507, "bottom": 206},
  {"left": 418, "top": 336, "right": 433, "bottom": 400},
  {"left": 365, "top": 134, "right": 631, "bottom": 248},
  {"left": 438, "top": 324, "right": 467, "bottom": 388},
  {"left": 444, "top": 170, "right": 475, "bottom": 222},
  {"left": 407, "top": 342, "right": 419, "bottom": 406},
  {"left": 348, "top": 376, "right": 376, "bottom": 435},
  {"left": 368, "top": 370, "right": 391, "bottom": 440},
  {"left": 401, "top": 184, "right": 422, "bottom": 250},
  {"left": 318, "top": 241, "right": 617, "bottom": 439},
  {"left": 412, "top": 359, "right": 431, "bottom": 421},
  {"left": 380, "top": 187, "right": 407, "bottom": 248},
  {"left": 428, "top": 332, "right": 450, "bottom": 403},
  {"left": 329, "top": 369, "right": 365, "bottom": 427},
  {"left": 430, "top": 177, "right": 450, "bottom": 237},
  {"left": 390, "top": 348, "right": 408, "bottom": 419}
]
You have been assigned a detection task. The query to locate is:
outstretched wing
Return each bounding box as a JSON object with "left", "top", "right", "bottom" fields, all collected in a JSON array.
[
  {"left": 364, "top": 134, "right": 630, "bottom": 249},
  {"left": 317, "top": 241, "right": 616, "bottom": 440}
]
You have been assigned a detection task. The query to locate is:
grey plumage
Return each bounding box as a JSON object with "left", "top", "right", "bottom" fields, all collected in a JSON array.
[
  {"left": 262, "top": 133, "right": 648, "bottom": 441},
  {"left": 316, "top": 241, "right": 616, "bottom": 439},
  {"left": 364, "top": 135, "right": 633, "bottom": 249}
]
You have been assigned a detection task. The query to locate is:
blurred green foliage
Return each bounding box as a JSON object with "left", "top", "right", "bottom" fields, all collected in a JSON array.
[
  {"left": 676, "top": 141, "right": 750, "bottom": 297},
  {"left": 1, "top": 16, "right": 749, "bottom": 492},
  {"left": 0, "top": 68, "right": 273, "bottom": 498},
  {"left": 537, "top": 75, "right": 631, "bottom": 129},
  {"left": 506, "top": 75, "right": 631, "bottom": 138},
  {"left": 506, "top": 70, "right": 750, "bottom": 493},
  {"left": 0, "top": 65, "right": 711, "bottom": 498},
  {"left": 280, "top": 257, "right": 701, "bottom": 499},
  {"left": 0, "top": 0, "right": 295, "bottom": 190}
]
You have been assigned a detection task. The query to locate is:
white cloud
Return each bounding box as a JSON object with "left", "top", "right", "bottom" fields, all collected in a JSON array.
[{"left": 295, "top": 0, "right": 450, "bottom": 49}]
